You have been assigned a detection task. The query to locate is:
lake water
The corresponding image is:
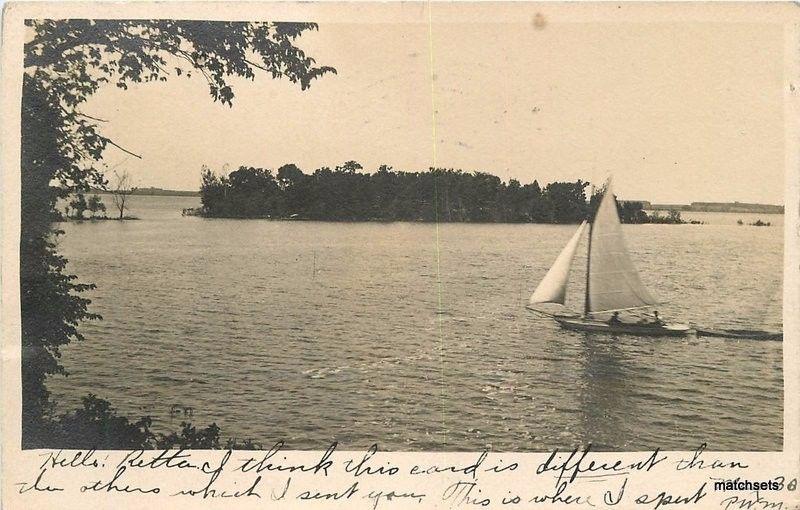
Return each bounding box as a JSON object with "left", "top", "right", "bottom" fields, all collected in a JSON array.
[{"left": 49, "top": 195, "right": 784, "bottom": 451}]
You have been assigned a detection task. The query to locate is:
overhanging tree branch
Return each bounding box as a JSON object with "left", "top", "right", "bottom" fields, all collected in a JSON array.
[{"left": 102, "top": 138, "right": 142, "bottom": 159}]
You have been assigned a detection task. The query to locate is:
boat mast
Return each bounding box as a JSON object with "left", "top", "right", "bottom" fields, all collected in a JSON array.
[{"left": 584, "top": 184, "right": 595, "bottom": 318}]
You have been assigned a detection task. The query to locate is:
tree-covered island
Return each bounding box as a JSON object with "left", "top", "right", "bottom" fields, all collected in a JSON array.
[{"left": 196, "top": 162, "right": 686, "bottom": 224}]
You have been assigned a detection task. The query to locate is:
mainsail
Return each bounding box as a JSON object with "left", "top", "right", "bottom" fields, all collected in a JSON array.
[
  {"left": 530, "top": 221, "right": 587, "bottom": 306},
  {"left": 587, "top": 181, "right": 659, "bottom": 313}
]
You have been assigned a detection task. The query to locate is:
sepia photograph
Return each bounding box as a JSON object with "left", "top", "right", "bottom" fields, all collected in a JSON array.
[{"left": 14, "top": 4, "right": 787, "bottom": 457}]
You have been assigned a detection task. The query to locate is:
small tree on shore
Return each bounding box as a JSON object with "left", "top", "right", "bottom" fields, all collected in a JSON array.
[
  {"left": 87, "top": 194, "right": 106, "bottom": 219},
  {"left": 667, "top": 209, "right": 683, "bottom": 224},
  {"left": 111, "top": 170, "right": 137, "bottom": 219},
  {"left": 68, "top": 193, "right": 88, "bottom": 219}
]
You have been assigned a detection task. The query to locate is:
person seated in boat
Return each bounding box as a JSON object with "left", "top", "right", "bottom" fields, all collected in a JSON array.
[
  {"left": 652, "top": 310, "right": 665, "bottom": 326},
  {"left": 608, "top": 312, "right": 622, "bottom": 325}
]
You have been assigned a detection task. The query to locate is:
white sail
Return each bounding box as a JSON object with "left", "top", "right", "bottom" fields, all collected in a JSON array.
[
  {"left": 530, "top": 221, "right": 587, "bottom": 305},
  {"left": 588, "top": 180, "right": 659, "bottom": 313}
]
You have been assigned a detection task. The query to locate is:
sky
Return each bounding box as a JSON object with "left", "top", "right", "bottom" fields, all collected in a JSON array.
[{"left": 82, "top": 16, "right": 786, "bottom": 204}]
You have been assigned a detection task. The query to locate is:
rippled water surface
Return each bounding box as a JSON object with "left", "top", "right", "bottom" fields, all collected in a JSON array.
[{"left": 49, "top": 196, "right": 784, "bottom": 451}]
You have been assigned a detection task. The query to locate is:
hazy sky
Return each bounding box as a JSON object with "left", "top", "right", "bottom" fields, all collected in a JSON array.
[{"left": 84, "top": 17, "right": 785, "bottom": 204}]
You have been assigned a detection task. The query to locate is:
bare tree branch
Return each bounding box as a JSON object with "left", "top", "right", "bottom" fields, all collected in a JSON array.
[
  {"left": 103, "top": 138, "right": 143, "bottom": 159},
  {"left": 76, "top": 111, "right": 109, "bottom": 123}
]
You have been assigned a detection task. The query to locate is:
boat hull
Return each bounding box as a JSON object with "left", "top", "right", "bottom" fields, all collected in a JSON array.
[{"left": 554, "top": 316, "right": 694, "bottom": 337}]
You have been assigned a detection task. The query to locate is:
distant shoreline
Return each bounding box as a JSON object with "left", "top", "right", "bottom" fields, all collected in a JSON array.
[
  {"left": 91, "top": 187, "right": 199, "bottom": 197},
  {"left": 644, "top": 202, "right": 784, "bottom": 215}
]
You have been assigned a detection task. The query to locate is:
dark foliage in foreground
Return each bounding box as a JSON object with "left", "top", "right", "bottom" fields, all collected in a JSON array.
[
  {"left": 21, "top": 78, "right": 103, "bottom": 446},
  {"left": 44, "top": 395, "right": 155, "bottom": 450},
  {"left": 22, "top": 19, "right": 333, "bottom": 448},
  {"left": 199, "top": 163, "right": 680, "bottom": 224},
  {"left": 38, "top": 395, "right": 257, "bottom": 450}
]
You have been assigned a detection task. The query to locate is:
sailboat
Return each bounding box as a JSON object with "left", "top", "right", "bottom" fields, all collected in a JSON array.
[{"left": 528, "top": 179, "right": 694, "bottom": 337}]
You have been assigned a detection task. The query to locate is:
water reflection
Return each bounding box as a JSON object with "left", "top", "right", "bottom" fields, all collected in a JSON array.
[{"left": 577, "top": 334, "right": 629, "bottom": 450}]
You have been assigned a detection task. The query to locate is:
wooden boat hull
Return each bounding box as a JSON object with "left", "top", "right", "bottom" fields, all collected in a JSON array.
[
  {"left": 554, "top": 316, "right": 694, "bottom": 337},
  {"left": 696, "top": 328, "right": 782, "bottom": 341}
]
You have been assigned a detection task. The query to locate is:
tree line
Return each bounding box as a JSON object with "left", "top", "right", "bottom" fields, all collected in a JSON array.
[{"left": 198, "top": 162, "right": 678, "bottom": 224}]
